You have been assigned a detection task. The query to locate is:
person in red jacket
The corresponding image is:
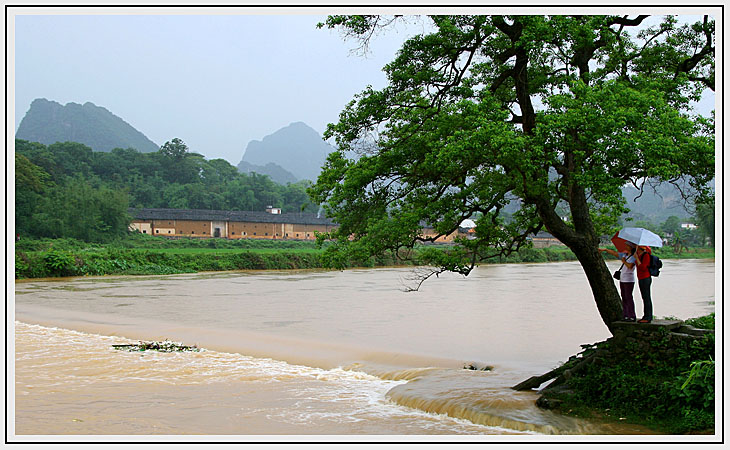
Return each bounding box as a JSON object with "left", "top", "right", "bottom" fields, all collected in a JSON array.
[
  {"left": 634, "top": 246, "right": 653, "bottom": 323},
  {"left": 599, "top": 244, "right": 637, "bottom": 321}
]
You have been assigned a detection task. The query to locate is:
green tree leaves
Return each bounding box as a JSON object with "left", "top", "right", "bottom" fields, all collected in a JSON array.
[
  {"left": 312, "top": 14, "right": 715, "bottom": 330},
  {"left": 42, "top": 178, "right": 131, "bottom": 242},
  {"left": 15, "top": 153, "right": 53, "bottom": 236},
  {"left": 694, "top": 201, "right": 714, "bottom": 245},
  {"left": 159, "top": 137, "right": 189, "bottom": 160}
]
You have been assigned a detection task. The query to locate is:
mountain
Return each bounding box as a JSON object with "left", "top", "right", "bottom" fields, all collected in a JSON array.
[
  {"left": 16, "top": 98, "right": 159, "bottom": 153},
  {"left": 622, "top": 183, "right": 700, "bottom": 223},
  {"left": 237, "top": 160, "right": 299, "bottom": 185},
  {"left": 237, "top": 122, "right": 333, "bottom": 182},
  {"left": 498, "top": 182, "right": 700, "bottom": 224}
]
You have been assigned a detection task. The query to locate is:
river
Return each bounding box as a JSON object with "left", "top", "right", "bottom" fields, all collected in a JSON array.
[{"left": 12, "top": 259, "right": 715, "bottom": 440}]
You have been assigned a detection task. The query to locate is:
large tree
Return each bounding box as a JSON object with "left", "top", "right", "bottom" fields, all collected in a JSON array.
[
  {"left": 15, "top": 154, "right": 52, "bottom": 235},
  {"left": 310, "top": 15, "right": 715, "bottom": 332}
]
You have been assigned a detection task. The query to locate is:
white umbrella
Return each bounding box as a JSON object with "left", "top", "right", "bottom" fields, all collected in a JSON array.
[{"left": 617, "top": 227, "right": 663, "bottom": 247}]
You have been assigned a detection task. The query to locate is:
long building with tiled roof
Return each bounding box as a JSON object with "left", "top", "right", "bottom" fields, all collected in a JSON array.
[{"left": 128, "top": 207, "right": 336, "bottom": 240}]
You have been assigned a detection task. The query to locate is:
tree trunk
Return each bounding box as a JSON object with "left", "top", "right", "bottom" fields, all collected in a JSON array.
[
  {"left": 531, "top": 196, "right": 623, "bottom": 333},
  {"left": 569, "top": 241, "right": 623, "bottom": 334}
]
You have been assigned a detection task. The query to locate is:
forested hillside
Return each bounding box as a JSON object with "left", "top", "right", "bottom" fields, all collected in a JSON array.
[
  {"left": 16, "top": 99, "right": 160, "bottom": 153},
  {"left": 15, "top": 138, "right": 319, "bottom": 242}
]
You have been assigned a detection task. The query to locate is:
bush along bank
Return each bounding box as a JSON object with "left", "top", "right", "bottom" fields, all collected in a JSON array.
[
  {"left": 16, "top": 244, "right": 574, "bottom": 279},
  {"left": 514, "top": 315, "right": 715, "bottom": 434},
  {"left": 14, "top": 247, "right": 405, "bottom": 279}
]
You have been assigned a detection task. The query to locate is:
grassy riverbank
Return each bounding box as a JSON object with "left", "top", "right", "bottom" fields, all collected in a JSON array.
[
  {"left": 14, "top": 235, "right": 715, "bottom": 279},
  {"left": 536, "top": 314, "right": 715, "bottom": 434},
  {"left": 14, "top": 235, "right": 403, "bottom": 279}
]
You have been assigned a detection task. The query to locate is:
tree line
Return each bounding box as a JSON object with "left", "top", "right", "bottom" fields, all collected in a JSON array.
[
  {"left": 627, "top": 208, "right": 714, "bottom": 250},
  {"left": 15, "top": 138, "right": 319, "bottom": 242}
]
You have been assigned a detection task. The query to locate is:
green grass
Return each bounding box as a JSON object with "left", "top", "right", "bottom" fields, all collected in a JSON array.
[{"left": 652, "top": 247, "right": 715, "bottom": 260}]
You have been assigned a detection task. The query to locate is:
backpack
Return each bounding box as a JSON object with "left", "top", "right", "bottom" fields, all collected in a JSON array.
[{"left": 648, "top": 254, "right": 662, "bottom": 277}]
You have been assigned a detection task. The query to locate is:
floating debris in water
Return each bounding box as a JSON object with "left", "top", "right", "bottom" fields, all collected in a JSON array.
[
  {"left": 463, "top": 363, "right": 494, "bottom": 371},
  {"left": 112, "top": 340, "right": 200, "bottom": 353}
]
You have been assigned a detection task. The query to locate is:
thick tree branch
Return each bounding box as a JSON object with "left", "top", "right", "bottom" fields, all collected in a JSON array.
[
  {"left": 674, "top": 17, "right": 715, "bottom": 90},
  {"left": 489, "top": 69, "right": 513, "bottom": 94},
  {"left": 608, "top": 15, "right": 649, "bottom": 27}
]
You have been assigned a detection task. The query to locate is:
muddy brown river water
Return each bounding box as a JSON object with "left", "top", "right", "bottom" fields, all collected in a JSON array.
[{"left": 11, "top": 259, "right": 715, "bottom": 440}]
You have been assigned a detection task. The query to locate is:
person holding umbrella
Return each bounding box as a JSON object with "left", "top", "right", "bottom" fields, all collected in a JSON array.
[
  {"left": 634, "top": 245, "right": 654, "bottom": 323},
  {"left": 599, "top": 242, "right": 637, "bottom": 322}
]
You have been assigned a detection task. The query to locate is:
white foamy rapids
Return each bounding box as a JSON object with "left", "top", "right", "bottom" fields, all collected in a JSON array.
[
  {"left": 14, "top": 322, "right": 531, "bottom": 435},
  {"left": 347, "top": 363, "right": 605, "bottom": 435}
]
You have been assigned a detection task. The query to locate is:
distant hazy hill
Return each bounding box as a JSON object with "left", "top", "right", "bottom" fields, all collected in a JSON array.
[
  {"left": 238, "top": 122, "right": 333, "bottom": 182},
  {"left": 498, "top": 182, "right": 699, "bottom": 224},
  {"left": 16, "top": 98, "right": 159, "bottom": 153},
  {"left": 237, "top": 160, "right": 299, "bottom": 185},
  {"left": 622, "top": 182, "right": 705, "bottom": 222}
]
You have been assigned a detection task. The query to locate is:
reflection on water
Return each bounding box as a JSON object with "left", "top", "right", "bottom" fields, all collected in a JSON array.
[{"left": 13, "top": 260, "right": 714, "bottom": 436}]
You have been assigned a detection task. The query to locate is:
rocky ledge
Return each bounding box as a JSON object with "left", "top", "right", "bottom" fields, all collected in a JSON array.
[{"left": 512, "top": 319, "right": 713, "bottom": 395}]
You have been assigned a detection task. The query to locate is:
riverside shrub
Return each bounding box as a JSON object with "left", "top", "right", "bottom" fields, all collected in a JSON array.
[
  {"left": 43, "top": 250, "right": 77, "bottom": 277},
  {"left": 561, "top": 324, "right": 715, "bottom": 433},
  {"left": 685, "top": 313, "right": 715, "bottom": 330}
]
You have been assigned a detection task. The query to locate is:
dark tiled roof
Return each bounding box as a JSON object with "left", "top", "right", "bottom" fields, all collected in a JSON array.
[
  {"left": 128, "top": 208, "right": 336, "bottom": 226},
  {"left": 532, "top": 231, "right": 557, "bottom": 239}
]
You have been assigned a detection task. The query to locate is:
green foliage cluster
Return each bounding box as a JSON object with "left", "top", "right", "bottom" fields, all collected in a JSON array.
[
  {"left": 107, "top": 233, "right": 323, "bottom": 251},
  {"left": 693, "top": 203, "right": 715, "bottom": 246},
  {"left": 16, "top": 248, "right": 316, "bottom": 278},
  {"left": 685, "top": 313, "right": 715, "bottom": 330},
  {"left": 497, "top": 246, "right": 578, "bottom": 263},
  {"left": 15, "top": 138, "right": 319, "bottom": 243},
  {"left": 560, "top": 323, "right": 715, "bottom": 433},
  {"left": 16, "top": 149, "right": 131, "bottom": 242}
]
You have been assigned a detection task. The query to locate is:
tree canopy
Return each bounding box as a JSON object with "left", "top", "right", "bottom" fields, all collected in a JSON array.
[{"left": 310, "top": 15, "right": 715, "bottom": 331}]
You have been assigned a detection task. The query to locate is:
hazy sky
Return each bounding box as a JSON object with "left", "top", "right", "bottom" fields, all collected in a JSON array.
[
  {"left": 13, "top": 11, "right": 422, "bottom": 164},
  {"left": 12, "top": 9, "right": 716, "bottom": 166}
]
